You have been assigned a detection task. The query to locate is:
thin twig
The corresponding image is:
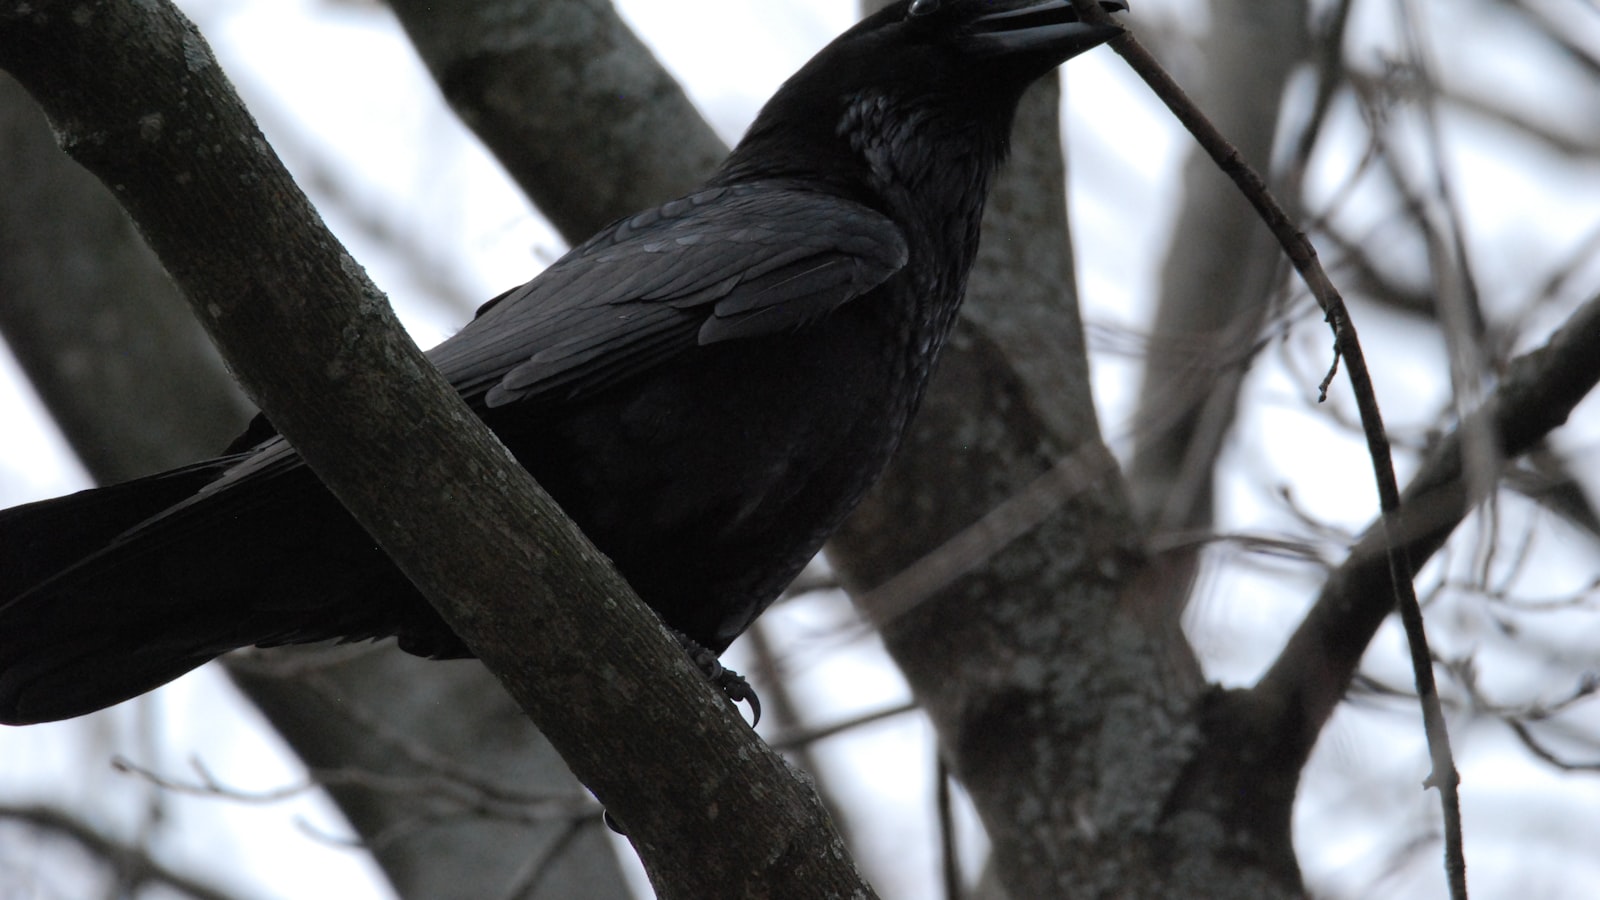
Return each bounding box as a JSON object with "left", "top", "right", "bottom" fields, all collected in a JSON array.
[
  {"left": 937, "top": 754, "right": 961, "bottom": 900},
  {"left": 0, "top": 804, "right": 248, "bottom": 900},
  {"left": 1504, "top": 719, "right": 1600, "bottom": 772},
  {"left": 111, "top": 755, "right": 595, "bottom": 825},
  {"left": 1070, "top": 3, "right": 1465, "bottom": 896},
  {"left": 501, "top": 816, "right": 598, "bottom": 900},
  {"left": 767, "top": 700, "right": 919, "bottom": 752}
]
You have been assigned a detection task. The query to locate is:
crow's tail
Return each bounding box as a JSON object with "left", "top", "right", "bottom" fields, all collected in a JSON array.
[{"left": 0, "top": 455, "right": 457, "bottom": 725}]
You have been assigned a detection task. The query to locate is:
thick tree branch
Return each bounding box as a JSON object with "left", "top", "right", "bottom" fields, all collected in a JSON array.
[
  {"left": 1254, "top": 289, "right": 1600, "bottom": 771},
  {"left": 386, "top": 0, "right": 726, "bottom": 242},
  {"left": 0, "top": 2, "right": 870, "bottom": 897},
  {"left": 3, "top": 59, "right": 627, "bottom": 890},
  {"left": 2, "top": 57, "right": 629, "bottom": 900},
  {"left": 828, "top": 7, "right": 1283, "bottom": 884}
]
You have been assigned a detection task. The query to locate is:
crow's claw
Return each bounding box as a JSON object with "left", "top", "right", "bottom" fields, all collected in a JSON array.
[
  {"left": 671, "top": 630, "right": 762, "bottom": 727},
  {"left": 711, "top": 667, "right": 762, "bottom": 727}
]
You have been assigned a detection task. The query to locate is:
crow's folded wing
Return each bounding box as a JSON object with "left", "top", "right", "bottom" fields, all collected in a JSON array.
[
  {"left": 426, "top": 183, "right": 909, "bottom": 407},
  {"left": 40, "top": 185, "right": 907, "bottom": 566}
]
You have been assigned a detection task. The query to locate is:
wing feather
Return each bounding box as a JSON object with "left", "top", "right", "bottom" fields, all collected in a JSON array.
[
  {"left": 20, "top": 186, "right": 908, "bottom": 610},
  {"left": 426, "top": 183, "right": 908, "bottom": 408}
]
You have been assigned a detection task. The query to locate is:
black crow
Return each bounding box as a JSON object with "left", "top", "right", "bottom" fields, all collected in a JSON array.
[{"left": 0, "top": 0, "right": 1124, "bottom": 725}]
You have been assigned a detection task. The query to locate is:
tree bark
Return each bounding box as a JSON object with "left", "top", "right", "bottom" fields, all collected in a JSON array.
[
  {"left": 387, "top": 0, "right": 725, "bottom": 242},
  {"left": 828, "top": 7, "right": 1305, "bottom": 890},
  {"left": 1, "top": 28, "right": 632, "bottom": 900},
  {"left": 828, "top": 70, "right": 1299, "bottom": 896},
  {"left": 0, "top": 2, "right": 872, "bottom": 897}
]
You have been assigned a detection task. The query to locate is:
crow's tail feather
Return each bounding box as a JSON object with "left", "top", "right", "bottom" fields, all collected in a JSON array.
[{"left": 0, "top": 457, "right": 456, "bottom": 725}]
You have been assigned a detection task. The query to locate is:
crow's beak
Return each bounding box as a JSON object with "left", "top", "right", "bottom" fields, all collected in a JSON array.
[{"left": 966, "top": 0, "right": 1128, "bottom": 58}]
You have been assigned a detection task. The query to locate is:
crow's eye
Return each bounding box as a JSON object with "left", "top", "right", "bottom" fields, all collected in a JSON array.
[{"left": 908, "top": 0, "right": 942, "bottom": 17}]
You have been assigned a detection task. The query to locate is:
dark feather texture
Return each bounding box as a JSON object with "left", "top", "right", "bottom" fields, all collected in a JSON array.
[{"left": 0, "top": 0, "right": 1122, "bottom": 725}]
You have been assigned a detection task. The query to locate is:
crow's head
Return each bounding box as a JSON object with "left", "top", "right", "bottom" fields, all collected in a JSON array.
[{"left": 717, "top": 1, "right": 1127, "bottom": 194}]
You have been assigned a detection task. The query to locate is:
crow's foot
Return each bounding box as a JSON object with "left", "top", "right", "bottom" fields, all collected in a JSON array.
[{"left": 671, "top": 630, "right": 761, "bottom": 727}]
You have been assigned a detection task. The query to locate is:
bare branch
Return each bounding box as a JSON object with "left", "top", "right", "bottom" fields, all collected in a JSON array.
[
  {"left": 0, "top": 3, "right": 869, "bottom": 896},
  {"left": 1070, "top": 2, "right": 1465, "bottom": 890},
  {"left": 0, "top": 804, "right": 247, "bottom": 900},
  {"left": 385, "top": 0, "right": 726, "bottom": 243},
  {"left": 767, "top": 700, "right": 920, "bottom": 752},
  {"left": 1256, "top": 287, "right": 1600, "bottom": 779}
]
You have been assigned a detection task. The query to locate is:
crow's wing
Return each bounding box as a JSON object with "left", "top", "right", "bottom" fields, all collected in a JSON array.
[
  {"left": 17, "top": 184, "right": 907, "bottom": 589},
  {"left": 427, "top": 183, "right": 908, "bottom": 407},
  {"left": 40, "top": 185, "right": 906, "bottom": 553}
]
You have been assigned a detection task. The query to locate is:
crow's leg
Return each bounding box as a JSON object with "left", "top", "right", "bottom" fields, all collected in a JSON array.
[{"left": 671, "top": 630, "right": 761, "bottom": 727}]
